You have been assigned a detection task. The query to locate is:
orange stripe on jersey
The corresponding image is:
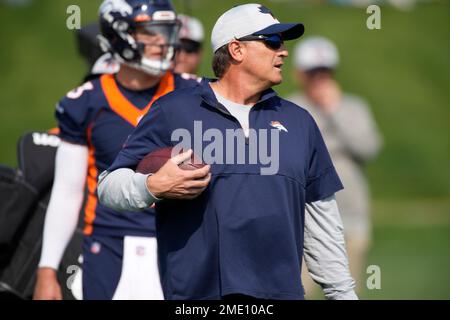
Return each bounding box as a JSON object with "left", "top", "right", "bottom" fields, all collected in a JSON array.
[
  {"left": 100, "top": 72, "right": 175, "bottom": 127},
  {"left": 83, "top": 124, "right": 98, "bottom": 236}
]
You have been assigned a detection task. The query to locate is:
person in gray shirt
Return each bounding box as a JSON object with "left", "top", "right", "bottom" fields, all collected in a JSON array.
[{"left": 287, "top": 36, "right": 383, "bottom": 296}]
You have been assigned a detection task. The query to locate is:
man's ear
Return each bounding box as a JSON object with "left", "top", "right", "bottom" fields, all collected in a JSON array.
[{"left": 227, "top": 40, "right": 245, "bottom": 62}]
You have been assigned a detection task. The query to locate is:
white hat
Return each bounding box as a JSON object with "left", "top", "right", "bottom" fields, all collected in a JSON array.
[
  {"left": 178, "top": 14, "right": 204, "bottom": 43},
  {"left": 211, "top": 3, "right": 304, "bottom": 52},
  {"left": 294, "top": 36, "right": 339, "bottom": 71}
]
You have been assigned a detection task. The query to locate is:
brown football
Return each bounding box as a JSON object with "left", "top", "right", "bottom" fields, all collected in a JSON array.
[{"left": 136, "top": 146, "right": 205, "bottom": 174}]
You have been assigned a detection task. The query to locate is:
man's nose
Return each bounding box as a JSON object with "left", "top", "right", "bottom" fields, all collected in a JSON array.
[
  {"left": 278, "top": 44, "right": 289, "bottom": 57},
  {"left": 154, "top": 34, "right": 167, "bottom": 46}
]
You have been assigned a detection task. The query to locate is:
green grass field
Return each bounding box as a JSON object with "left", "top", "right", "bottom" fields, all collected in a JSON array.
[
  {"left": 0, "top": 0, "right": 449, "bottom": 299},
  {"left": 362, "top": 198, "right": 450, "bottom": 299}
]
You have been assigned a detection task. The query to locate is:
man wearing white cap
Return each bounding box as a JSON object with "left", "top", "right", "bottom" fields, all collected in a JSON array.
[
  {"left": 288, "top": 36, "right": 383, "bottom": 296},
  {"left": 174, "top": 14, "right": 204, "bottom": 75},
  {"left": 98, "top": 4, "right": 357, "bottom": 300}
]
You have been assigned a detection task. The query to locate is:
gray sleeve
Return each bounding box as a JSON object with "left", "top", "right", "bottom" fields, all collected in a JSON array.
[
  {"left": 328, "top": 97, "right": 383, "bottom": 162},
  {"left": 304, "top": 195, "right": 358, "bottom": 300},
  {"left": 97, "top": 169, "right": 160, "bottom": 212}
]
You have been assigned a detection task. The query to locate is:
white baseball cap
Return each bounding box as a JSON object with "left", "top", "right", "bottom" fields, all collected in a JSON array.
[
  {"left": 211, "top": 3, "right": 304, "bottom": 52},
  {"left": 294, "top": 36, "right": 340, "bottom": 71},
  {"left": 178, "top": 14, "right": 204, "bottom": 43}
]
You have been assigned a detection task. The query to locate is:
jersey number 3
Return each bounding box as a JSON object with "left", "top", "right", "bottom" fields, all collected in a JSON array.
[{"left": 67, "top": 82, "right": 94, "bottom": 99}]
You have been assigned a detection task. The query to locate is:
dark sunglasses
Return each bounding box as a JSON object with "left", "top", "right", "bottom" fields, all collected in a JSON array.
[
  {"left": 236, "top": 34, "right": 284, "bottom": 50},
  {"left": 178, "top": 39, "right": 202, "bottom": 53}
]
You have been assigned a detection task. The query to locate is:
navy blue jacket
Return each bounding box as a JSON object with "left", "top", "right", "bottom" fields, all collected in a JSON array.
[{"left": 108, "top": 79, "right": 343, "bottom": 299}]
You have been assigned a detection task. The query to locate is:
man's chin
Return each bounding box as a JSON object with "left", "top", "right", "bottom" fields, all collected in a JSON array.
[{"left": 270, "top": 76, "right": 283, "bottom": 86}]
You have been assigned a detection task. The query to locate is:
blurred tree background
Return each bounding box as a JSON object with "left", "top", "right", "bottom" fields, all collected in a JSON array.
[{"left": 0, "top": 0, "right": 449, "bottom": 299}]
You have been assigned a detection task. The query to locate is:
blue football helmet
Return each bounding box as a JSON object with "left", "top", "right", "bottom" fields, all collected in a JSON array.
[{"left": 98, "top": 0, "right": 181, "bottom": 76}]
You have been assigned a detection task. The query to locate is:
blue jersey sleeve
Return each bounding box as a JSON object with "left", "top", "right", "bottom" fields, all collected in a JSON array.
[
  {"left": 305, "top": 114, "right": 343, "bottom": 203},
  {"left": 55, "top": 81, "right": 96, "bottom": 145},
  {"left": 108, "top": 101, "right": 172, "bottom": 171}
]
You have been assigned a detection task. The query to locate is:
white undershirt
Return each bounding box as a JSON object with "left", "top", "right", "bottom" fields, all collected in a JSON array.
[
  {"left": 305, "top": 196, "right": 357, "bottom": 300},
  {"left": 213, "top": 90, "right": 253, "bottom": 137}
]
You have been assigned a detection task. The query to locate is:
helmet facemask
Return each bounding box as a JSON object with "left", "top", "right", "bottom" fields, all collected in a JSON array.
[{"left": 125, "top": 21, "right": 180, "bottom": 76}]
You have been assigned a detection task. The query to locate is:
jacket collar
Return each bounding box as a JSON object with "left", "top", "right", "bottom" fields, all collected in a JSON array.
[{"left": 198, "top": 78, "right": 279, "bottom": 113}]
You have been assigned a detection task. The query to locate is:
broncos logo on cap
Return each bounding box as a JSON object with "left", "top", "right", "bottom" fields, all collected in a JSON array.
[{"left": 258, "top": 5, "right": 275, "bottom": 19}]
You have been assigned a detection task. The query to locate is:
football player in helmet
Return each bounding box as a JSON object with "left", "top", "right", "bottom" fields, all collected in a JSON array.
[
  {"left": 98, "top": 0, "right": 181, "bottom": 76},
  {"left": 33, "top": 0, "right": 199, "bottom": 300}
]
